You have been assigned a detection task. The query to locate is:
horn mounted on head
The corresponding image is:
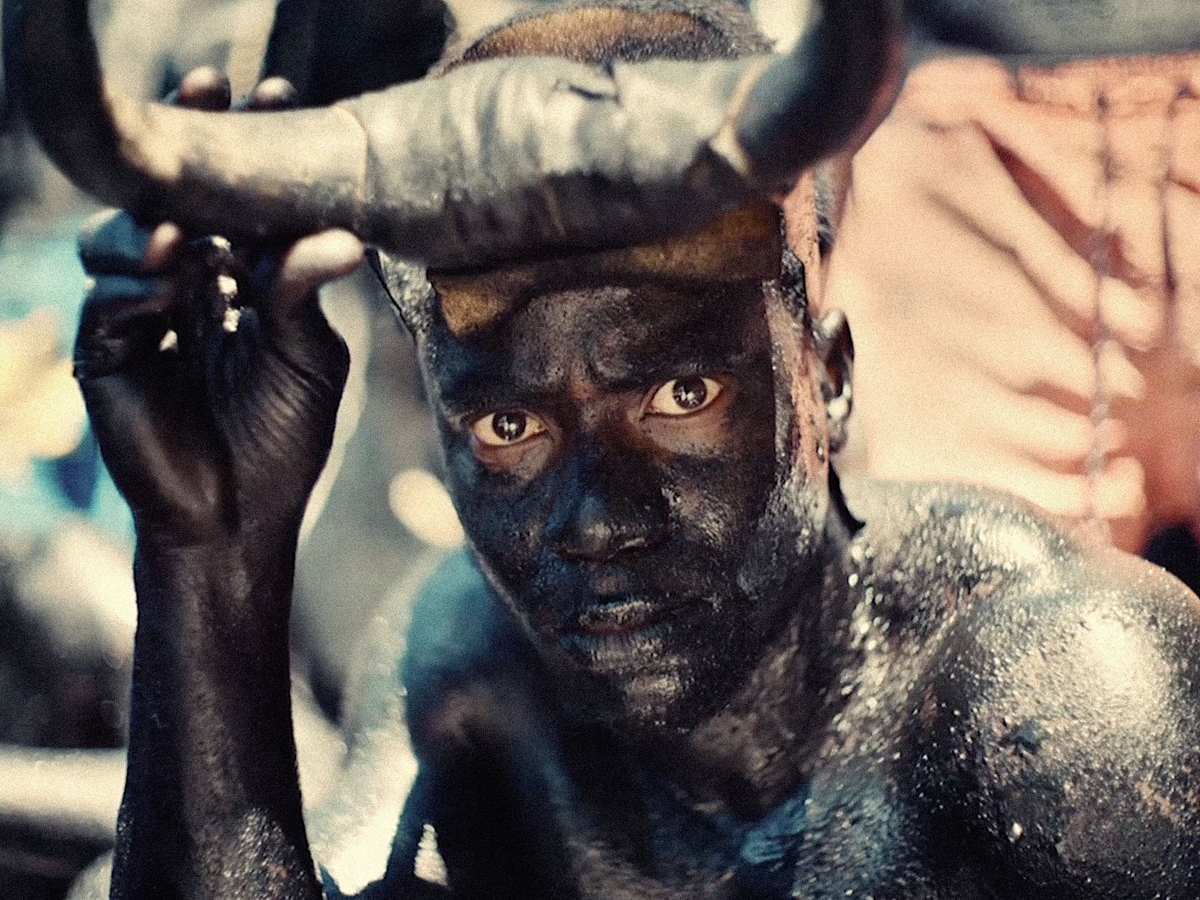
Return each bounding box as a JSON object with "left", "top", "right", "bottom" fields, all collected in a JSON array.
[{"left": 3, "top": 0, "right": 904, "bottom": 271}]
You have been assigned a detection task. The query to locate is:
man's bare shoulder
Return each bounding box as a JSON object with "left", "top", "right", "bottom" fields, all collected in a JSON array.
[
  {"left": 840, "top": 475, "right": 1200, "bottom": 635},
  {"left": 843, "top": 476, "right": 1075, "bottom": 561},
  {"left": 840, "top": 477, "right": 1088, "bottom": 633},
  {"left": 843, "top": 478, "right": 1200, "bottom": 897}
]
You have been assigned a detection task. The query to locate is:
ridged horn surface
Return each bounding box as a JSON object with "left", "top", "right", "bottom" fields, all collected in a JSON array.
[{"left": 7, "top": 0, "right": 902, "bottom": 270}]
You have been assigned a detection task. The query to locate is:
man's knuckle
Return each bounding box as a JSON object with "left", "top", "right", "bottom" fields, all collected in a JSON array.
[
  {"left": 79, "top": 212, "right": 151, "bottom": 274},
  {"left": 79, "top": 207, "right": 124, "bottom": 244}
]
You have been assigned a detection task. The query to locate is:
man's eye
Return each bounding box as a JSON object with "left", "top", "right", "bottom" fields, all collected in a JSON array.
[
  {"left": 646, "top": 376, "right": 723, "bottom": 416},
  {"left": 471, "top": 410, "right": 547, "bottom": 447}
]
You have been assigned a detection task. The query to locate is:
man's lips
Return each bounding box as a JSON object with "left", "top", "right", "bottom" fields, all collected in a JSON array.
[
  {"left": 566, "top": 596, "right": 703, "bottom": 637},
  {"left": 547, "top": 587, "right": 714, "bottom": 674}
]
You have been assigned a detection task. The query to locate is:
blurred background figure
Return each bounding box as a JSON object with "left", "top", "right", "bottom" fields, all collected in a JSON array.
[{"left": 823, "top": 47, "right": 1200, "bottom": 593}]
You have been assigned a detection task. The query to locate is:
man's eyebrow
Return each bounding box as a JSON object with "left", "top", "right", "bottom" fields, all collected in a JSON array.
[
  {"left": 438, "top": 346, "right": 751, "bottom": 416},
  {"left": 437, "top": 371, "right": 559, "bottom": 419},
  {"left": 589, "top": 326, "right": 759, "bottom": 387}
]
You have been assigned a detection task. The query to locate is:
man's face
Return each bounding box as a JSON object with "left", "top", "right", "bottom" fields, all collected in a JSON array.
[{"left": 419, "top": 273, "right": 826, "bottom": 732}]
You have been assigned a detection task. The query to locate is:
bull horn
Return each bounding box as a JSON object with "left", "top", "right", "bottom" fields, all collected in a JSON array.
[{"left": 5, "top": 0, "right": 902, "bottom": 270}]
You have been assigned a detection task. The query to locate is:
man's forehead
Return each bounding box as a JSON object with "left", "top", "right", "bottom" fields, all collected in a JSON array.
[
  {"left": 432, "top": 275, "right": 770, "bottom": 411},
  {"left": 429, "top": 201, "right": 783, "bottom": 339}
]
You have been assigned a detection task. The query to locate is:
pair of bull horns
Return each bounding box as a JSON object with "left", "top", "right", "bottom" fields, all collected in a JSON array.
[{"left": 6, "top": 0, "right": 903, "bottom": 271}]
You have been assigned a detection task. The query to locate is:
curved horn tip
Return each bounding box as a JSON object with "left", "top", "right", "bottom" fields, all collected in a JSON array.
[{"left": 734, "top": 0, "right": 906, "bottom": 190}]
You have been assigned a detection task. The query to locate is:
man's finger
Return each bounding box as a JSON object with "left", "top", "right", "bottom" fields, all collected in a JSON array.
[
  {"left": 80, "top": 212, "right": 183, "bottom": 276},
  {"left": 272, "top": 229, "right": 365, "bottom": 318},
  {"left": 238, "top": 76, "right": 298, "bottom": 112},
  {"left": 165, "top": 66, "right": 232, "bottom": 111},
  {"left": 243, "top": 230, "right": 360, "bottom": 381},
  {"left": 74, "top": 275, "right": 176, "bottom": 381}
]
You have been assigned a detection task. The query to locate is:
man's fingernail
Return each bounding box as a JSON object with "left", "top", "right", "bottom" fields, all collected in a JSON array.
[
  {"left": 249, "top": 77, "right": 298, "bottom": 109},
  {"left": 176, "top": 66, "right": 231, "bottom": 109},
  {"left": 143, "top": 222, "right": 184, "bottom": 269}
]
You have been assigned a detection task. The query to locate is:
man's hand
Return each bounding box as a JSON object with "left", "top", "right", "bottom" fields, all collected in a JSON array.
[
  {"left": 76, "top": 67, "right": 364, "bottom": 553},
  {"left": 84, "top": 68, "right": 363, "bottom": 900}
]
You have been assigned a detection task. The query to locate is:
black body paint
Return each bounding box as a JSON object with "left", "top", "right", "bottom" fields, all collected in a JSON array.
[{"left": 396, "top": 252, "right": 1200, "bottom": 899}]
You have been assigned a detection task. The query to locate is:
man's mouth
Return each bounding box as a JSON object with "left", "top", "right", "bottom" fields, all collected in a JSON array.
[
  {"left": 557, "top": 595, "right": 705, "bottom": 669},
  {"left": 573, "top": 596, "right": 694, "bottom": 635}
]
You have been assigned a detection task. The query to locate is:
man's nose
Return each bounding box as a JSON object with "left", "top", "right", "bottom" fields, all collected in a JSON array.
[{"left": 547, "top": 453, "right": 670, "bottom": 562}]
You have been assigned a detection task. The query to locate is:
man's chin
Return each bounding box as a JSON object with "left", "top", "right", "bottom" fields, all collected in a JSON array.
[
  {"left": 513, "top": 586, "right": 774, "bottom": 732},
  {"left": 548, "top": 649, "right": 731, "bottom": 736}
]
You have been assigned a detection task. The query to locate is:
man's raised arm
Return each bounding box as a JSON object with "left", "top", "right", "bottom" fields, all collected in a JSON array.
[{"left": 76, "top": 68, "right": 363, "bottom": 900}]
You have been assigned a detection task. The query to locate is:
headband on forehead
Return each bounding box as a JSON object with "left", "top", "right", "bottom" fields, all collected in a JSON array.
[
  {"left": 375, "top": 200, "right": 784, "bottom": 338},
  {"left": 441, "top": 0, "right": 770, "bottom": 71}
]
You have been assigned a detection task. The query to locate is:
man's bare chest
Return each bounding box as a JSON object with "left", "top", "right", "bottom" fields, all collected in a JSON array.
[{"left": 470, "top": 720, "right": 941, "bottom": 900}]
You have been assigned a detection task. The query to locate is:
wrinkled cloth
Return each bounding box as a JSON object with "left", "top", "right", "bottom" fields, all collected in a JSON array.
[{"left": 823, "top": 53, "right": 1200, "bottom": 552}]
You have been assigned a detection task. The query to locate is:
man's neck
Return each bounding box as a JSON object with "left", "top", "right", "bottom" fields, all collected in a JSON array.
[{"left": 636, "top": 500, "right": 861, "bottom": 819}]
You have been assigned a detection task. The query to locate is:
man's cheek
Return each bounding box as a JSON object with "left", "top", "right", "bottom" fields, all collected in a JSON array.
[
  {"left": 663, "top": 454, "right": 775, "bottom": 551},
  {"left": 467, "top": 503, "right": 543, "bottom": 581},
  {"left": 449, "top": 452, "right": 546, "bottom": 578}
]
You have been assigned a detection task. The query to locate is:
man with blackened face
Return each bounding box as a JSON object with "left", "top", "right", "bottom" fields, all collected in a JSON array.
[
  {"left": 392, "top": 201, "right": 837, "bottom": 738},
  {"left": 73, "top": 1, "right": 1200, "bottom": 899}
]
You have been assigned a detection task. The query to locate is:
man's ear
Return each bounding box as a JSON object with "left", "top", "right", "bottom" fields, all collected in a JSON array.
[{"left": 813, "top": 308, "right": 853, "bottom": 454}]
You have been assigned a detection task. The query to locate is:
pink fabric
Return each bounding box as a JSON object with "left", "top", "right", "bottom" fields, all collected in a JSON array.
[{"left": 820, "top": 53, "right": 1200, "bottom": 551}]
